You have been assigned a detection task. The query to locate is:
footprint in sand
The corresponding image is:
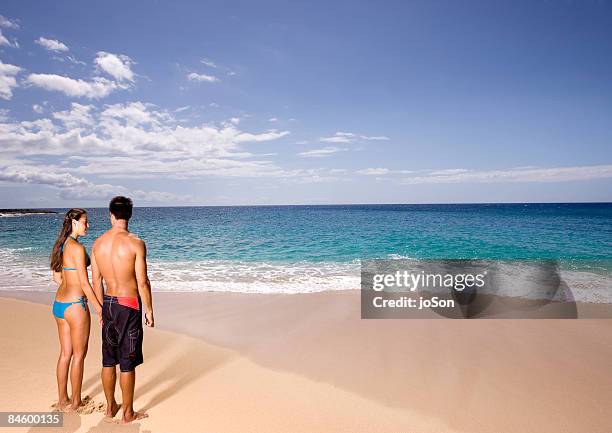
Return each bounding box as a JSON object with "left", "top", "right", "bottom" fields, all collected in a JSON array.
[
  {"left": 50, "top": 395, "right": 101, "bottom": 414},
  {"left": 50, "top": 400, "right": 71, "bottom": 412},
  {"left": 75, "top": 396, "right": 99, "bottom": 415}
]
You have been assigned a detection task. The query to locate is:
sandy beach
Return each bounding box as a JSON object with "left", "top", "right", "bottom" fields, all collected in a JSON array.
[
  {"left": 1, "top": 290, "right": 612, "bottom": 433},
  {"left": 2, "top": 0, "right": 612, "bottom": 431}
]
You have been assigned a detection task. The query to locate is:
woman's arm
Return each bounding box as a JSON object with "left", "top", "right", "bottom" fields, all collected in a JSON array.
[
  {"left": 90, "top": 248, "right": 104, "bottom": 304},
  {"left": 52, "top": 271, "right": 62, "bottom": 285},
  {"left": 72, "top": 245, "right": 103, "bottom": 318}
]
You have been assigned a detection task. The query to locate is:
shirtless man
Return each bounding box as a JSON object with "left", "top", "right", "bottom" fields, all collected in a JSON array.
[{"left": 91, "top": 196, "right": 154, "bottom": 423}]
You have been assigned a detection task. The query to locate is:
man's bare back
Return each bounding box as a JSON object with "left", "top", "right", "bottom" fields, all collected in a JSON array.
[
  {"left": 92, "top": 225, "right": 153, "bottom": 327},
  {"left": 93, "top": 228, "right": 144, "bottom": 297}
]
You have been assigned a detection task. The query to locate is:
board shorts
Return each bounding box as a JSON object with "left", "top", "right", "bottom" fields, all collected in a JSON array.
[{"left": 102, "top": 295, "right": 143, "bottom": 372}]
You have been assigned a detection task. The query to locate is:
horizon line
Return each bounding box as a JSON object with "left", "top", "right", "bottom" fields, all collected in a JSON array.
[{"left": 3, "top": 200, "right": 612, "bottom": 210}]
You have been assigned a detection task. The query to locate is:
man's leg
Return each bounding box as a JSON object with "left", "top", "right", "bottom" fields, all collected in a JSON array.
[
  {"left": 101, "top": 366, "right": 120, "bottom": 417},
  {"left": 119, "top": 370, "right": 148, "bottom": 423}
]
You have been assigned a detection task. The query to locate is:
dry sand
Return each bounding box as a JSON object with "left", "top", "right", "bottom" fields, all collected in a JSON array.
[{"left": 0, "top": 290, "right": 611, "bottom": 433}]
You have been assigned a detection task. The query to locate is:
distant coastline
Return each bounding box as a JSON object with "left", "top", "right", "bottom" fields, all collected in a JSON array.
[{"left": 0, "top": 209, "right": 57, "bottom": 216}]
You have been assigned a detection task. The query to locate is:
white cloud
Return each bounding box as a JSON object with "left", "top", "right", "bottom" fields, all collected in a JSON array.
[
  {"left": 0, "top": 30, "right": 17, "bottom": 48},
  {"left": 187, "top": 72, "right": 219, "bottom": 83},
  {"left": 235, "top": 129, "right": 289, "bottom": 142},
  {"left": 320, "top": 132, "right": 356, "bottom": 143},
  {"left": 0, "top": 117, "right": 106, "bottom": 156},
  {"left": 100, "top": 101, "right": 168, "bottom": 127},
  {"left": 35, "top": 37, "right": 69, "bottom": 52},
  {"left": 25, "top": 74, "right": 120, "bottom": 99},
  {"left": 400, "top": 165, "right": 612, "bottom": 184},
  {"left": 199, "top": 58, "right": 237, "bottom": 76},
  {"left": 26, "top": 51, "right": 131, "bottom": 99},
  {"left": 0, "top": 98, "right": 353, "bottom": 202},
  {"left": 361, "top": 135, "right": 390, "bottom": 141},
  {"left": 64, "top": 159, "right": 344, "bottom": 185},
  {"left": 0, "top": 15, "right": 19, "bottom": 30},
  {"left": 428, "top": 168, "right": 471, "bottom": 176},
  {"left": 0, "top": 115, "right": 344, "bottom": 201},
  {"left": 52, "top": 54, "right": 86, "bottom": 66},
  {"left": 0, "top": 164, "right": 91, "bottom": 189},
  {"left": 320, "top": 131, "right": 390, "bottom": 143},
  {"left": 357, "top": 168, "right": 389, "bottom": 175},
  {"left": 298, "top": 146, "right": 347, "bottom": 158},
  {"left": 0, "top": 163, "right": 191, "bottom": 202},
  {"left": 174, "top": 105, "right": 190, "bottom": 113},
  {"left": 201, "top": 58, "right": 217, "bottom": 68},
  {"left": 0, "top": 60, "right": 21, "bottom": 100},
  {"left": 68, "top": 156, "right": 286, "bottom": 179},
  {"left": 0, "top": 101, "right": 294, "bottom": 180},
  {"left": 268, "top": 117, "right": 278, "bottom": 122},
  {"left": 0, "top": 31, "right": 10, "bottom": 47},
  {"left": 95, "top": 51, "right": 134, "bottom": 82},
  {"left": 52, "top": 103, "right": 95, "bottom": 129},
  {"left": 32, "top": 104, "right": 44, "bottom": 114},
  {"left": 0, "top": 16, "right": 18, "bottom": 48}
]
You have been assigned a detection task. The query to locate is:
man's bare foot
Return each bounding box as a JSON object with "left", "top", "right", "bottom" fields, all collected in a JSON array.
[
  {"left": 117, "top": 410, "right": 148, "bottom": 424},
  {"left": 105, "top": 401, "right": 121, "bottom": 418}
]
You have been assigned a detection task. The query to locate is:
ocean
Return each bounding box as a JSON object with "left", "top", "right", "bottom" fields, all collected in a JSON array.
[{"left": 1, "top": 204, "right": 611, "bottom": 300}]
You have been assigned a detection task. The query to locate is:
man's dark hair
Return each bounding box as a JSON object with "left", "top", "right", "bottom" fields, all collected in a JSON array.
[{"left": 109, "top": 196, "right": 133, "bottom": 221}]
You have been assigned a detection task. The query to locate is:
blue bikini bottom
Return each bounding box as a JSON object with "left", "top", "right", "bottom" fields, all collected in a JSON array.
[{"left": 53, "top": 296, "right": 87, "bottom": 319}]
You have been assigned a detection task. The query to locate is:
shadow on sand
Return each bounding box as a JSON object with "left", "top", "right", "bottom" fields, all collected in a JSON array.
[
  {"left": 81, "top": 332, "right": 169, "bottom": 399},
  {"left": 29, "top": 342, "right": 232, "bottom": 433},
  {"left": 137, "top": 342, "right": 233, "bottom": 411}
]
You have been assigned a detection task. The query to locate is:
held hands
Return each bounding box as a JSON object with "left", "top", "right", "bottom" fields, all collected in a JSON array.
[
  {"left": 144, "top": 311, "right": 154, "bottom": 328},
  {"left": 95, "top": 303, "right": 103, "bottom": 327}
]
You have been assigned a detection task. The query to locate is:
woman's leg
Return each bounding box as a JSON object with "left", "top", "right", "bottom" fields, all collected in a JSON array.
[
  {"left": 54, "top": 317, "right": 73, "bottom": 409},
  {"left": 64, "top": 303, "right": 90, "bottom": 410}
]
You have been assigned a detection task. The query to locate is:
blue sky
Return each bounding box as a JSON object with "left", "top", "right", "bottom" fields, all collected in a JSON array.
[{"left": 0, "top": 0, "right": 611, "bottom": 206}]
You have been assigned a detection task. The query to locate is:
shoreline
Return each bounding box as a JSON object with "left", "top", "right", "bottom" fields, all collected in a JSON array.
[{"left": 1, "top": 289, "right": 612, "bottom": 432}]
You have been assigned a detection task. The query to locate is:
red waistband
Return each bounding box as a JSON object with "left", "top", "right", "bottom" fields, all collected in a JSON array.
[
  {"left": 105, "top": 295, "right": 140, "bottom": 310},
  {"left": 118, "top": 296, "right": 140, "bottom": 310}
]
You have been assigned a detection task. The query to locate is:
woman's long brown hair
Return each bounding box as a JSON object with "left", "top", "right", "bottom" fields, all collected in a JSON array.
[{"left": 50, "top": 208, "right": 87, "bottom": 272}]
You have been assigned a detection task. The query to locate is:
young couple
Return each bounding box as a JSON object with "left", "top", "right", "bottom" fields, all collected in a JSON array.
[{"left": 50, "top": 196, "right": 154, "bottom": 423}]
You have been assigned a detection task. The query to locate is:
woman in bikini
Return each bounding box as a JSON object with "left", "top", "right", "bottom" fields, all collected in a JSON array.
[{"left": 50, "top": 208, "right": 102, "bottom": 411}]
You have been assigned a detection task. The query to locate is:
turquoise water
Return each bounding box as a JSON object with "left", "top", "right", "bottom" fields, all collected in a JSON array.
[{"left": 1, "top": 204, "right": 611, "bottom": 295}]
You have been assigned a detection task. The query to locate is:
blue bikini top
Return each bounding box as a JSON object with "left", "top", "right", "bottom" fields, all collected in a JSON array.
[{"left": 61, "top": 235, "right": 90, "bottom": 271}]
